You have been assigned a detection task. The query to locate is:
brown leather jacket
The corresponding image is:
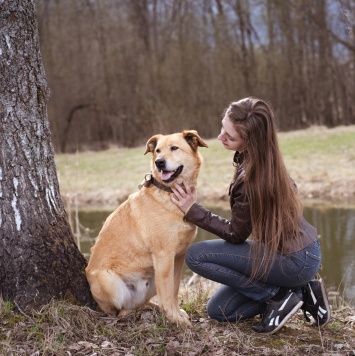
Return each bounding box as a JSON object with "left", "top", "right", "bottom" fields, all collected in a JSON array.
[{"left": 184, "top": 156, "right": 318, "bottom": 254}]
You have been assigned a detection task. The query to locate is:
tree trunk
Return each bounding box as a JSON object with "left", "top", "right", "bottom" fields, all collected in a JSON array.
[{"left": 0, "top": 0, "right": 95, "bottom": 311}]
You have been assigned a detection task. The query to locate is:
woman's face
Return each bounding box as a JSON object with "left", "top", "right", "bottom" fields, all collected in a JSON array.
[{"left": 218, "top": 116, "right": 245, "bottom": 152}]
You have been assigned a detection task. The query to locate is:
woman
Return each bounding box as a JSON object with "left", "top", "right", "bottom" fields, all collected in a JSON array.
[{"left": 171, "top": 97, "right": 330, "bottom": 334}]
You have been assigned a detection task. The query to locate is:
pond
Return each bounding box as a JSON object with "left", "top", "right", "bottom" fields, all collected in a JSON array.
[{"left": 73, "top": 205, "right": 355, "bottom": 305}]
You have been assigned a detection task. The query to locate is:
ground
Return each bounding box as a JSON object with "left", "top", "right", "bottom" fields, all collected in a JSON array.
[{"left": 1, "top": 278, "right": 355, "bottom": 355}]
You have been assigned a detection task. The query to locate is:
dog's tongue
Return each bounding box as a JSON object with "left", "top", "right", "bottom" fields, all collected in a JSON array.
[{"left": 161, "top": 170, "right": 174, "bottom": 181}]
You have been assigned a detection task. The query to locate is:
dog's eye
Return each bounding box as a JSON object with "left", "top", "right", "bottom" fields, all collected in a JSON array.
[
  {"left": 171, "top": 146, "right": 179, "bottom": 151},
  {"left": 156, "top": 149, "right": 161, "bottom": 153}
]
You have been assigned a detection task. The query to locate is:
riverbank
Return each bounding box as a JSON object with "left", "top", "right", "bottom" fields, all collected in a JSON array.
[{"left": 56, "top": 125, "right": 355, "bottom": 210}]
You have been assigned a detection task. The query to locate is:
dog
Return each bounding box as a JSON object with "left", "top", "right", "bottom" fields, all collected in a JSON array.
[{"left": 85, "top": 130, "right": 208, "bottom": 326}]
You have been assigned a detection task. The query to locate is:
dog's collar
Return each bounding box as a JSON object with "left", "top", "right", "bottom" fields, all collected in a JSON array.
[{"left": 139, "top": 173, "right": 173, "bottom": 193}]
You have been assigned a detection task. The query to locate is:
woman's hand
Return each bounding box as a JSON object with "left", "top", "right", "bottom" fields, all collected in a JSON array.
[{"left": 171, "top": 180, "right": 197, "bottom": 213}]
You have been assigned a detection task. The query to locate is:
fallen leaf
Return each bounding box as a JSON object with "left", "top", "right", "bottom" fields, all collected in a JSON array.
[{"left": 77, "top": 341, "right": 99, "bottom": 349}]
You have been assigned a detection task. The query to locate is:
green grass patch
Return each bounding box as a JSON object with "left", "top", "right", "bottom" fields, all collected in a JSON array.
[
  {"left": 279, "top": 128, "right": 355, "bottom": 157},
  {"left": 55, "top": 126, "right": 355, "bottom": 209}
]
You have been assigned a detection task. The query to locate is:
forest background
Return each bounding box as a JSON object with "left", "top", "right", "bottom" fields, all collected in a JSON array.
[{"left": 35, "top": 0, "right": 355, "bottom": 154}]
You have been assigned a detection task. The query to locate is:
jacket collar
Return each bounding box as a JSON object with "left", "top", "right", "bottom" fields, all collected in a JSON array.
[{"left": 233, "top": 151, "right": 246, "bottom": 167}]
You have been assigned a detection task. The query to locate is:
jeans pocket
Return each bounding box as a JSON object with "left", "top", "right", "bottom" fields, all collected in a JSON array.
[{"left": 297, "top": 250, "right": 321, "bottom": 284}]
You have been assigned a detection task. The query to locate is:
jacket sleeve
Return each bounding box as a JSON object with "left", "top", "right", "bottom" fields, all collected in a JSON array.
[{"left": 183, "top": 177, "right": 252, "bottom": 243}]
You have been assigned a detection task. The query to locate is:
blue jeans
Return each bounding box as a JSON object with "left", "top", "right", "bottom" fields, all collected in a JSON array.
[{"left": 185, "top": 239, "right": 321, "bottom": 322}]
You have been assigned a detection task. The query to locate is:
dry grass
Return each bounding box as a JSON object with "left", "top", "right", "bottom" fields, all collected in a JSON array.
[
  {"left": 1, "top": 278, "right": 355, "bottom": 355},
  {"left": 55, "top": 125, "right": 355, "bottom": 210}
]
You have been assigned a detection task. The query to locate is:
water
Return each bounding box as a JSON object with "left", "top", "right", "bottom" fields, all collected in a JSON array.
[
  {"left": 75, "top": 206, "right": 355, "bottom": 304},
  {"left": 304, "top": 207, "right": 355, "bottom": 304}
]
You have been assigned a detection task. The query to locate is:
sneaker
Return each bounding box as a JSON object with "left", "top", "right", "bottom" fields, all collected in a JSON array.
[
  {"left": 252, "top": 289, "right": 304, "bottom": 335},
  {"left": 302, "top": 278, "right": 330, "bottom": 327}
]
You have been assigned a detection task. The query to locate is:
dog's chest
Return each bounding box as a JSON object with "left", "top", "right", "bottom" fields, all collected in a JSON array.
[{"left": 128, "top": 190, "right": 197, "bottom": 242}]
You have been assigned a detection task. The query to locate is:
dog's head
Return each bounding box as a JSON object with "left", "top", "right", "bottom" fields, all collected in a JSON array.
[{"left": 144, "top": 130, "right": 208, "bottom": 186}]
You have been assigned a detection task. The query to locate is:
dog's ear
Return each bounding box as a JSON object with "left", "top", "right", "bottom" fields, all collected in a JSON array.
[
  {"left": 183, "top": 130, "right": 208, "bottom": 151},
  {"left": 144, "top": 134, "right": 161, "bottom": 155}
]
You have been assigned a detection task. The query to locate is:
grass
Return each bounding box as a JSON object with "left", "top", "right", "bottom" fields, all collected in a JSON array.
[
  {"left": 279, "top": 126, "right": 355, "bottom": 156},
  {"left": 1, "top": 279, "right": 355, "bottom": 355},
  {"left": 55, "top": 125, "right": 355, "bottom": 209}
]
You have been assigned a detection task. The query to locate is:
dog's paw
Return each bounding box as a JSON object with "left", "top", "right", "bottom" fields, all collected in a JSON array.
[
  {"left": 179, "top": 308, "right": 189, "bottom": 319},
  {"left": 178, "top": 314, "right": 192, "bottom": 327},
  {"left": 168, "top": 309, "right": 191, "bottom": 327},
  {"left": 118, "top": 309, "right": 134, "bottom": 318}
]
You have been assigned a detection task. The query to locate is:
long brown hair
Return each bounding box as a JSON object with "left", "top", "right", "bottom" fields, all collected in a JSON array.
[{"left": 226, "top": 97, "right": 303, "bottom": 279}]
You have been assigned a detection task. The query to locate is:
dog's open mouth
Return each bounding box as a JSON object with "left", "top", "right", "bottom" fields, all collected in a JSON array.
[{"left": 159, "top": 165, "right": 183, "bottom": 183}]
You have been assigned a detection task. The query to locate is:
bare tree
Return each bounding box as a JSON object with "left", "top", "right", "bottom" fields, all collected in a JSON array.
[
  {"left": 0, "top": 0, "right": 95, "bottom": 310},
  {"left": 35, "top": 0, "right": 355, "bottom": 151}
]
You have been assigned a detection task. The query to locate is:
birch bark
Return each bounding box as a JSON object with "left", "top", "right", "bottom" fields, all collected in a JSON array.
[{"left": 0, "top": 0, "right": 95, "bottom": 310}]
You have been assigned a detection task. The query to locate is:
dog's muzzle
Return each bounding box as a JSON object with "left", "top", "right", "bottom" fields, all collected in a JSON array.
[{"left": 155, "top": 159, "right": 183, "bottom": 183}]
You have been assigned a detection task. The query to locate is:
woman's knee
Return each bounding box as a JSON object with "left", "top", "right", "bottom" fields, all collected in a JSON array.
[
  {"left": 207, "top": 295, "right": 263, "bottom": 322},
  {"left": 206, "top": 297, "right": 229, "bottom": 321}
]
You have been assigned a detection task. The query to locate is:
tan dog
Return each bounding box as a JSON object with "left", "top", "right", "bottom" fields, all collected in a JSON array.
[{"left": 86, "top": 130, "right": 207, "bottom": 326}]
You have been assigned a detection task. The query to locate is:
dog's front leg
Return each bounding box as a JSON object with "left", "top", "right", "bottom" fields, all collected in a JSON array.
[
  {"left": 153, "top": 251, "right": 191, "bottom": 326},
  {"left": 174, "top": 253, "right": 189, "bottom": 320}
]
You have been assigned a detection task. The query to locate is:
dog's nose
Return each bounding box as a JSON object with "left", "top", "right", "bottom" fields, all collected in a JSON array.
[{"left": 155, "top": 158, "right": 166, "bottom": 169}]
